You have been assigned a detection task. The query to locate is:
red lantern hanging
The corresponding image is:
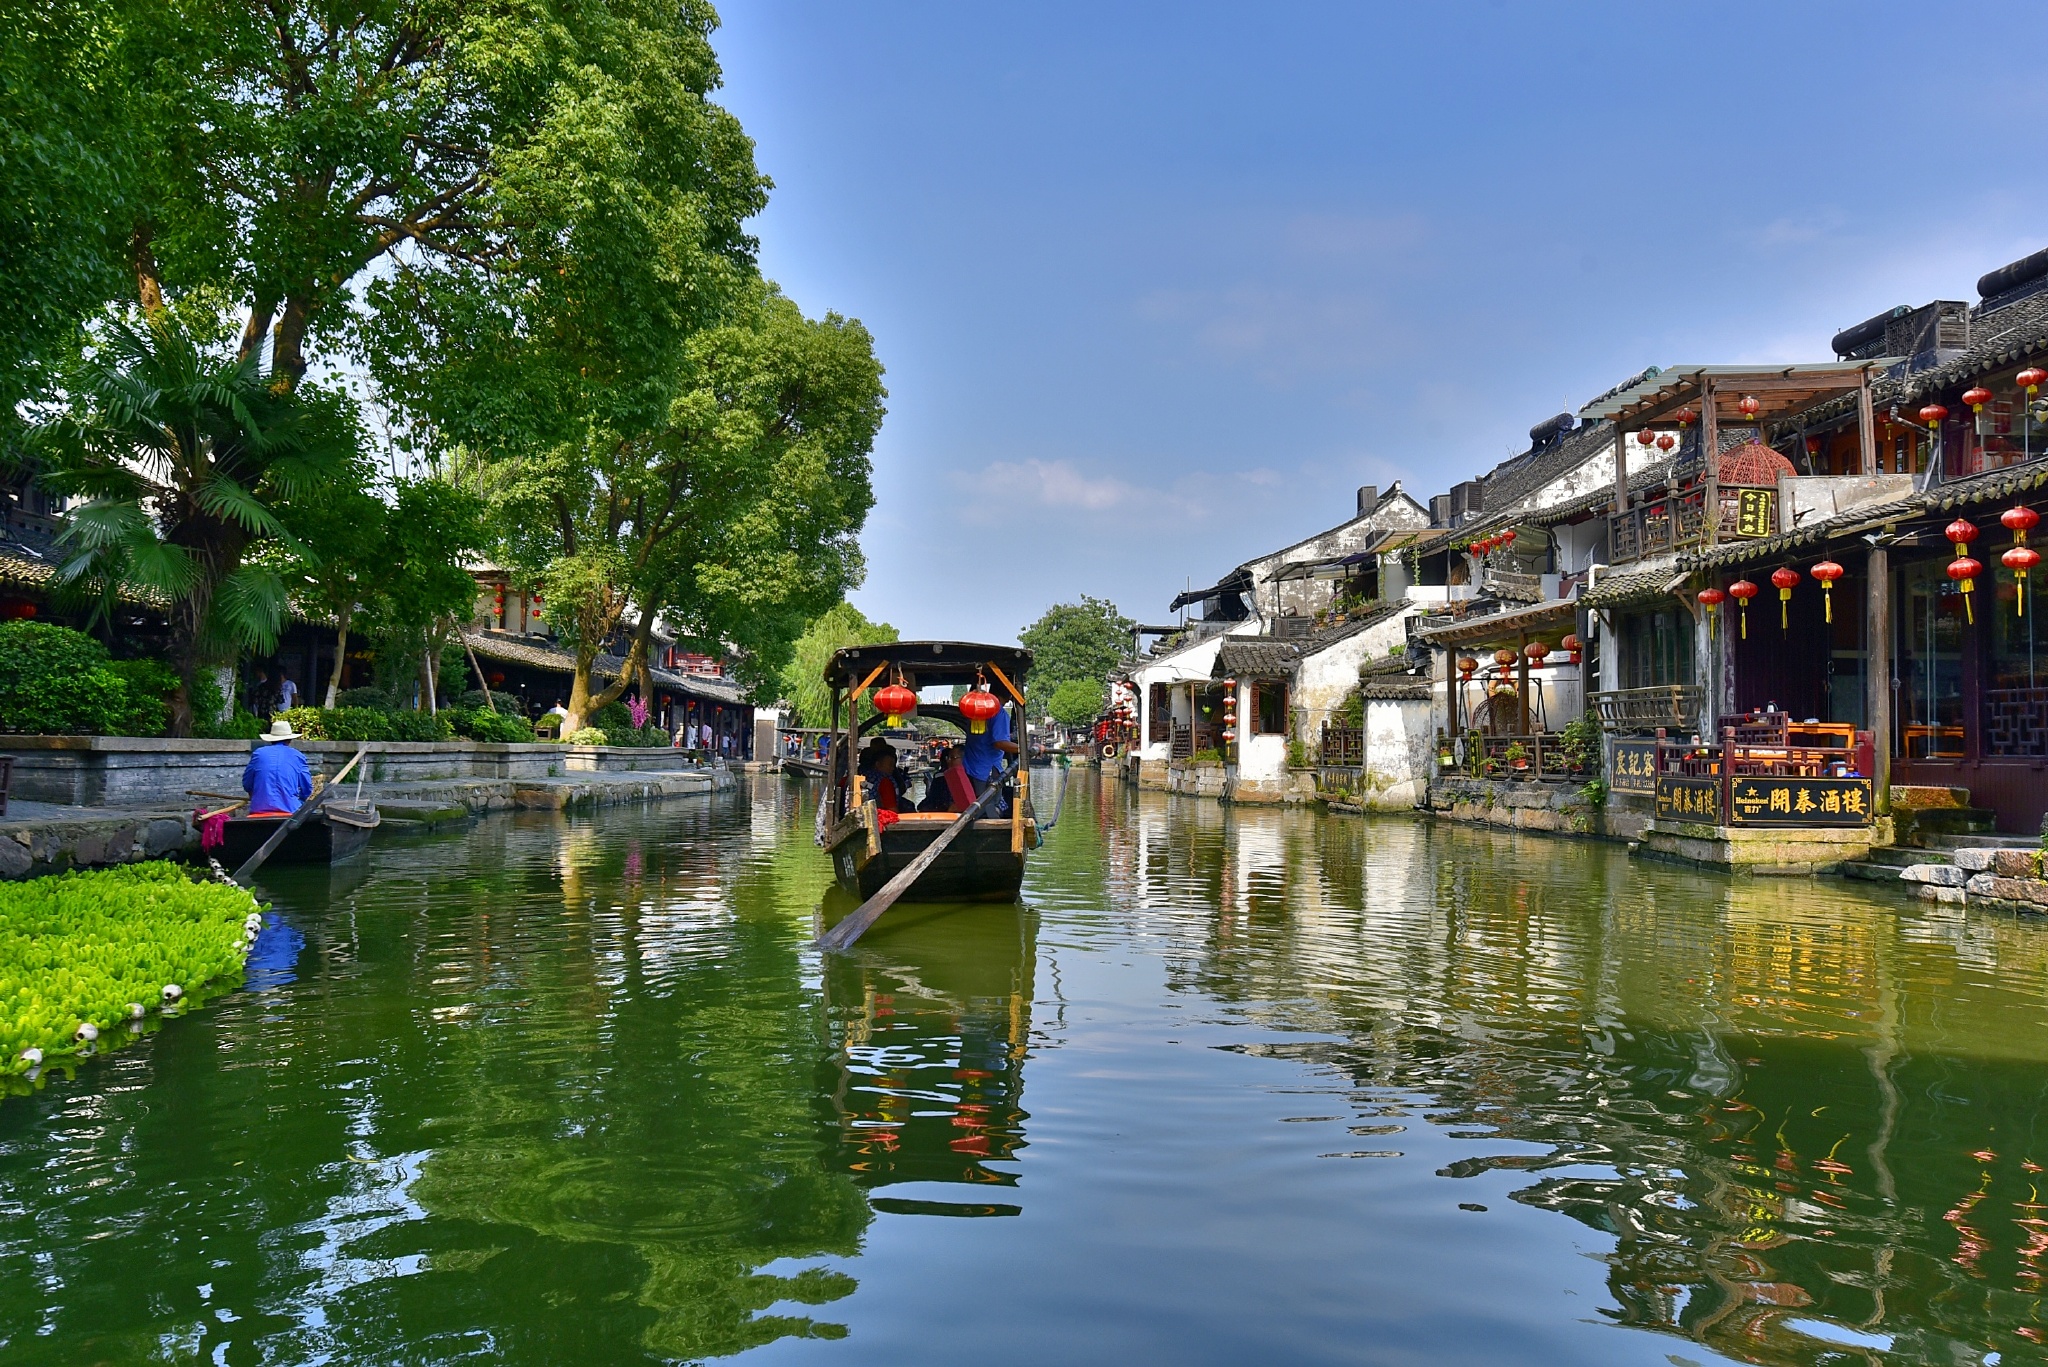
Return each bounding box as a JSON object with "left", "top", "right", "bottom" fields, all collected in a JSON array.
[
  {"left": 1655, "top": 432, "right": 1676, "bottom": 453},
  {"left": 1949, "top": 554, "right": 1984, "bottom": 623},
  {"left": 1524, "top": 640, "right": 1551, "bottom": 665},
  {"left": 1738, "top": 394, "right": 1762, "bottom": 422},
  {"left": 2020, "top": 367, "right": 2048, "bottom": 396},
  {"left": 2005, "top": 544, "right": 2042, "bottom": 616},
  {"left": 2003, "top": 504, "right": 2039, "bottom": 541},
  {"left": 1501, "top": 528, "right": 1517, "bottom": 546},
  {"left": 1727, "top": 578, "right": 1759, "bottom": 639},
  {"left": 487, "top": 671, "right": 505, "bottom": 687},
  {"left": 959, "top": 688, "right": 1002, "bottom": 734},
  {"left": 1963, "top": 386, "right": 1994, "bottom": 413},
  {"left": 1637, "top": 429, "right": 1657, "bottom": 447},
  {"left": 1560, "top": 633, "right": 1581, "bottom": 664},
  {"left": 1676, "top": 407, "right": 1698, "bottom": 429},
  {"left": 1770, "top": 566, "right": 1801, "bottom": 632},
  {"left": 873, "top": 682, "right": 918, "bottom": 723},
  {"left": 1921, "top": 403, "right": 1950, "bottom": 430},
  {"left": 1810, "top": 558, "right": 1844, "bottom": 624},
  {"left": 1457, "top": 655, "right": 1479, "bottom": 681},
  {"left": 1697, "top": 585, "right": 1727, "bottom": 639},
  {"left": 1493, "top": 648, "right": 1517, "bottom": 669},
  {"left": 1948, "top": 517, "right": 1980, "bottom": 551}
]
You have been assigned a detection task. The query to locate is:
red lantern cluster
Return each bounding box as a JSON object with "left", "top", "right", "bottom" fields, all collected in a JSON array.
[
  {"left": 1727, "top": 579, "right": 1759, "bottom": 638},
  {"left": 1947, "top": 517, "right": 1981, "bottom": 623},
  {"left": 2004, "top": 505, "right": 2041, "bottom": 617}
]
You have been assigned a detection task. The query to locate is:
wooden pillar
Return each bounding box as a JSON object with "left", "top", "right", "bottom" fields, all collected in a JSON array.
[
  {"left": 1865, "top": 543, "right": 1892, "bottom": 816},
  {"left": 1857, "top": 370, "right": 1878, "bottom": 477},
  {"left": 1701, "top": 379, "right": 1719, "bottom": 545},
  {"left": 1613, "top": 420, "right": 1629, "bottom": 515},
  {"left": 1516, "top": 632, "right": 1530, "bottom": 735}
]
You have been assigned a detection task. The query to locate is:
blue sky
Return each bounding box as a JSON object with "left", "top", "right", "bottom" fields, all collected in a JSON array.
[{"left": 711, "top": 2, "right": 2048, "bottom": 644}]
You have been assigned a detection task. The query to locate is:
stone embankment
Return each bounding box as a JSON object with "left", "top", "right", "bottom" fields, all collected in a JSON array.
[{"left": 0, "top": 738, "right": 736, "bottom": 880}]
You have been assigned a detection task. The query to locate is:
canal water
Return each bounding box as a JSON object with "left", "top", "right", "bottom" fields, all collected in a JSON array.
[{"left": 3, "top": 777, "right": 2047, "bottom": 1365}]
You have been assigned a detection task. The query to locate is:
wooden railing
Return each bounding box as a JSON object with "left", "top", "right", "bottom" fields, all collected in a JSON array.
[
  {"left": 1320, "top": 724, "right": 1364, "bottom": 765},
  {"left": 1592, "top": 685, "right": 1703, "bottom": 734},
  {"left": 1608, "top": 489, "right": 1708, "bottom": 563},
  {"left": 1649, "top": 714, "right": 1874, "bottom": 826},
  {"left": 1468, "top": 732, "right": 1587, "bottom": 782}
]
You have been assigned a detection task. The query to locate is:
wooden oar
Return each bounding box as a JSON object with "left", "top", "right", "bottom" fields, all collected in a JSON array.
[
  {"left": 816, "top": 759, "right": 1017, "bottom": 952},
  {"left": 231, "top": 746, "right": 368, "bottom": 885}
]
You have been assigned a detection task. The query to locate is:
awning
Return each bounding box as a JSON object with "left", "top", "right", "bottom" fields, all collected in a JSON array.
[
  {"left": 1415, "top": 599, "right": 1578, "bottom": 649},
  {"left": 1269, "top": 550, "right": 1375, "bottom": 583},
  {"left": 1169, "top": 567, "right": 1253, "bottom": 613},
  {"left": 1577, "top": 362, "right": 1891, "bottom": 429}
]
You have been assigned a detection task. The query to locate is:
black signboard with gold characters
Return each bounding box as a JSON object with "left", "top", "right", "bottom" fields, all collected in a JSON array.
[
  {"left": 1735, "top": 487, "right": 1777, "bottom": 539},
  {"left": 1728, "top": 776, "right": 1872, "bottom": 826},
  {"left": 1654, "top": 775, "right": 1722, "bottom": 824},
  {"left": 1609, "top": 740, "right": 1657, "bottom": 793}
]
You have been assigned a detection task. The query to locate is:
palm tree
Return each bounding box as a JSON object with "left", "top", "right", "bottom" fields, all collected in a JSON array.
[{"left": 35, "top": 317, "right": 353, "bottom": 734}]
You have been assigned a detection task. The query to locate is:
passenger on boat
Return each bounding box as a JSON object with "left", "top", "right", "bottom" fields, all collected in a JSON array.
[
  {"left": 961, "top": 698, "right": 1017, "bottom": 812},
  {"left": 919, "top": 745, "right": 975, "bottom": 813},
  {"left": 242, "top": 718, "right": 313, "bottom": 817},
  {"left": 858, "top": 739, "right": 903, "bottom": 812}
]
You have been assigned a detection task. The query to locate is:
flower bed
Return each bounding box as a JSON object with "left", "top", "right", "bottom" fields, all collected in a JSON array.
[{"left": 0, "top": 862, "right": 256, "bottom": 1078}]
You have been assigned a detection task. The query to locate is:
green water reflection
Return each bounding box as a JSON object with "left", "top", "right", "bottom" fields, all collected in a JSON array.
[{"left": 2, "top": 775, "right": 2048, "bottom": 1364}]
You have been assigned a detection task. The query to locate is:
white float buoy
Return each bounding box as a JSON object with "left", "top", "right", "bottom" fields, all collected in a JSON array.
[
  {"left": 19, "top": 1047, "right": 42, "bottom": 1067},
  {"left": 73, "top": 1023, "right": 98, "bottom": 1043},
  {"left": 127, "top": 1003, "right": 145, "bottom": 1019},
  {"left": 161, "top": 984, "right": 184, "bottom": 1003}
]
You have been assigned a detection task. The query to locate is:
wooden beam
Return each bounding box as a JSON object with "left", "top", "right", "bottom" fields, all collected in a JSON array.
[
  {"left": 1857, "top": 371, "right": 1877, "bottom": 477},
  {"left": 1701, "top": 377, "right": 1719, "bottom": 547},
  {"left": 1613, "top": 424, "right": 1629, "bottom": 517},
  {"left": 985, "top": 661, "right": 1026, "bottom": 710}
]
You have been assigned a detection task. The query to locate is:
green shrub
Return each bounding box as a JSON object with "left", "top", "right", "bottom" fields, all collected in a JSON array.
[
  {"left": 103, "top": 659, "right": 178, "bottom": 736},
  {"left": 601, "top": 723, "right": 667, "bottom": 748},
  {"left": 199, "top": 708, "right": 267, "bottom": 741},
  {"left": 1188, "top": 747, "right": 1223, "bottom": 764},
  {"left": 187, "top": 670, "right": 229, "bottom": 730},
  {"left": 0, "top": 622, "right": 136, "bottom": 735},
  {"left": 0, "top": 862, "right": 256, "bottom": 1074},
  {"left": 566, "top": 726, "right": 608, "bottom": 745},
  {"left": 334, "top": 686, "right": 395, "bottom": 711},
  {"left": 446, "top": 706, "right": 534, "bottom": 743},
  {"left": 589, "top": 701, "right": 634, "bottom": 733},
  {"left": 274, "top": 706, "right": 452, "bottom": 743}
]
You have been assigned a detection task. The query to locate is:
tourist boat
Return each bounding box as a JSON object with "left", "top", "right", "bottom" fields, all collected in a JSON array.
[
  {"left": 817, "top": 641, "right": 1036, "bottom": 902},
  {"left": 216, "top": 802, "right": 381, "bottom": 867}
]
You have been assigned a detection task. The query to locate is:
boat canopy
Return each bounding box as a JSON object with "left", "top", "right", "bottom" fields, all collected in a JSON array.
[{"left": 824, "top": 640, "right": 1034, "bottom": 692}]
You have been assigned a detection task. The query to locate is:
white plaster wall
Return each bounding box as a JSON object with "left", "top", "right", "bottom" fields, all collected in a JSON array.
[
  {"left": 1129, "top": 631, "right": 1234, "bottom": 762},
  {"left": 1243, "top": 489, "right": 1431, "bottom": 620},
  {"left": 1292, "top": 609, "right": 1418, "bottom": 737},
  {"left": 1359, "top": 698, "right": 1433, "bottom": 808},
  {"left": 1236, "top": 728, "right": 1288, "bottom": 783}
]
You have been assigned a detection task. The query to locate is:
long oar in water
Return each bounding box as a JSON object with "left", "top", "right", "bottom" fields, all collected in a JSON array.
[
  {"left": 817, "top": 758, "right": 1017, "bottom": 952},
  {"left": 231, "top": 746, "right": 368, "bottom": 886}
]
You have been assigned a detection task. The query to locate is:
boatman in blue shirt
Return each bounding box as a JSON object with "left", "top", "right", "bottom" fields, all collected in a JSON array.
[
  {"left": 960, "top": 696, "right": 1018, "bottom": 814},
  {"left": 242, "top": 717, "right": 314, "bottom": 817}
]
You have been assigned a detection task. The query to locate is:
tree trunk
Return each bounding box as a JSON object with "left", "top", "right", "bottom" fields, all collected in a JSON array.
[
  {"left": 238, "top": 296, "right": 278, "bottom": 366},
  {"left": 324, "top": 615, "right": 350, "bottom": 708},
  {"left": 564, "top": 625, "right": 649, "bottom": 737},
  {"left": 132, "top": 223, "right": 165, "bottom": 320},
  {"left": 420, "top": 647, "right": 437, "bottom": 715},
  {"left": 272, "top": 295, "right": 312, "bottom": 387}
]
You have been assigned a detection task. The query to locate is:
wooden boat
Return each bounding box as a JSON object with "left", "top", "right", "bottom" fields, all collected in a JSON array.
[
  {"left": 817, "top": 641, "right": 1036, "bottom": 903},
  {"left": 216, "top": 802, "right": 381, "bottom": 867}
]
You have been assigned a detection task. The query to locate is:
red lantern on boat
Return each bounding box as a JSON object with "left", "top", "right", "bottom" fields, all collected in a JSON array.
[
  {"left": 1727, "top": 578, "right": 1759, "bottom": 638},
  {"left": 2020, "top": 367, "right": 2048, "bottom": 396},
  {"left": 1656, "top": 432, "right": 1676, "bottom": 453},
  {"left": 1738, "top": 394, "right": 1762, "bottom": 422},
  {"left": 873, "top": 682, "right": 918, "bottom": 724},
  {"left": 1770, "top": 566, "right": 1800, "bottom": 631},
  {"left": 1921, "top": 403, "right": 1950, "bottom": 430},
  {"left": 1949, "top": 554, "right": 1984, "bottom": 623},
  {"left": 959, "top": 688, "right": 1002, "bottom": 734},
  {"left": 1560, "top": 633, "right": 1581, "bottom": 664},
  {"left": 1810, "top": 558, "right": 1844, "bottom": 624},
  {"left": 2005, "top": 544, "right": 2041, "bottom": 616},
  {"left": 1964, "top": 386, "right": 1994, "bottom": 413}
]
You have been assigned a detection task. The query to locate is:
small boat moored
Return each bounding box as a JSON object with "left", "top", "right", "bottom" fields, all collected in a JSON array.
[{"left": 215, "top": 803, "right": 381, "bottom": 868}]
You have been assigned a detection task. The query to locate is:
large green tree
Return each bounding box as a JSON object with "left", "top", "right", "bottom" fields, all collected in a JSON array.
[
  {"left": 1017, "top": 596, "right": 1135, "bottom": 718},
  {"left": 479, "top": 288, "right": 884, "bottom": 732},
  {"left": 778, "top": 603, "right": 896, "bottom": 729}
]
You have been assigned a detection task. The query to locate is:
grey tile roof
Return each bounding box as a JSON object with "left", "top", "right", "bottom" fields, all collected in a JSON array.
[
  {"left": 1359, "top": 676, "right": 1431, "bottom": 701},
  {"left": 1212, "top": 638, "right": 1301, "bottom": 679},
  {"left": 1580, "top": 567, "right": 1681, "bottom": 609}
]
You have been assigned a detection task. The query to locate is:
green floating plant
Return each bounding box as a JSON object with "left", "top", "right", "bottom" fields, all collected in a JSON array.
[{"left": 0, "top": 863, "right": 257, "bottom": 1078}]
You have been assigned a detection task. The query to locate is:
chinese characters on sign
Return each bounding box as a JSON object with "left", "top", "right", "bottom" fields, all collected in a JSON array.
[
  {"left": 1728, "top": 777, "right": 1871, "bottom": 826},
  {"left": 1654, "top": 776, "right": 1722, "bottom": 824},
  {"left": 1609, "top": 740, "right": 1657, "bottom": 794},
  {"left": 1735, "top": 488, "right": 1777, "bottom": 539}
]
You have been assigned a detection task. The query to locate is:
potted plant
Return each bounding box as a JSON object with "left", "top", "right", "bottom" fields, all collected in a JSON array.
[{"left": 1504, "top": 740, "right": 1530, "bottom": 777}]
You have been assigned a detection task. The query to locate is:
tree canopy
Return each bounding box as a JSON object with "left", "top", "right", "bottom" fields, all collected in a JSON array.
[
  {"left": 1017, "top": 597, "right": 1134, "bottom": 718},
  {"left": 779, "top": 603, "right": 896, "bottom": 728},
  {"left": 1047, "top": 677, "right": 1107, "bottom": 727}
]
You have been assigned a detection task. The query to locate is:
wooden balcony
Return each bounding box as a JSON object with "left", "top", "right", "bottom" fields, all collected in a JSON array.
[
  {"left": 1592, "top": 685, "right": 1703, "bottom": 735},
  {"left": 1607, "top": 489, "right": 1708, "bottom": 563}
]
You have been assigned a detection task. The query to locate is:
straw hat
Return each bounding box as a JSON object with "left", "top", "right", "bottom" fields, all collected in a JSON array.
[{"left": 260, "top": 718, "right": 301, "bottom": 743}]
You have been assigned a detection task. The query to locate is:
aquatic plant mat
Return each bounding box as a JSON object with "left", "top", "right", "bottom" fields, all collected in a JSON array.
[{"left": 0, "top": 862, "right": 255, "bottom": 1085}]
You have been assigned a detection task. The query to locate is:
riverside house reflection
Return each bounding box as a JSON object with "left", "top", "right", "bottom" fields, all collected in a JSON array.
[{"left": 1101, "top": 786, "right": 2048, "bottom": 1364}]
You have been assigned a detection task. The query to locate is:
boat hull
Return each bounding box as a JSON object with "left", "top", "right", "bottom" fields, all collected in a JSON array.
[
  {"left": 826, "top": 813, "right": 1029, "bottom": 902},
  {"left": 217, "top": 805, "right": 379, "bottom": 867}
]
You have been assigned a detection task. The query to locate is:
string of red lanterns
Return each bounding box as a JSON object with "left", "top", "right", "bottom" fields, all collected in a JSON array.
[
  {"left": 1946, "top": 517, "right": 1981, "bottom": 624},
  {"left": 2004, "top": 505, "right": 2041, "bottom": 617}
]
